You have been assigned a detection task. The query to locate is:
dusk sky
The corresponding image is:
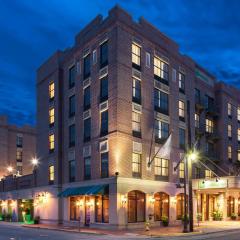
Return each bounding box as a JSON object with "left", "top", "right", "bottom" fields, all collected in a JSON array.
[{"left": 0, "top": 0, "right": 239, "bottom": 126}]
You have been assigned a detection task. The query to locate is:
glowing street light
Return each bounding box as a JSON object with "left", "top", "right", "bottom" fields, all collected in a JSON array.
[
  {"left": 7, "top": 166, "right": 13, "bottom": 173},
  {"left": 188, "top": 150, "right": 199, "bottom": 162},
  {"left": 31, "top": 158, "right": 39, "bottom": 167}
]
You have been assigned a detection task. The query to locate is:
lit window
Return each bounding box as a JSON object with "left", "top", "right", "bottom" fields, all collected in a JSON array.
[
  {"left": 205, "top": 118, "right": 214, "bottom": 133},
  {"left": 132, "top": 152, "right": 141, "bottom": 177},
  {"left": 195, "top": 113, "right": 200, "bottom": 128},
  {"left": 132, "top": 77, "right": 141, "bottom": 104},
  {"left": 228, "top": 145, "right": 232, "bottom": 160},
  {"left": 228, "top": 103, "right": 232, "bottom": 117},
  {"left": 179, "top": 162, "right": 184, "bottom": 178},
  {"left": 238, "top": 128, "right": 240, "bottom": 142},
  {"left": 146, "top": 52, "right": 150, "bottom": 68},
  {"left": 49, "top": 134, "right": 54, "bottom": 152},
  {"left": 228, "top": 124, "right": 232, "bottom": 138},
  {"left": 238, "top": 107, "right": 240, "bottom": 122},
  {"left": 179, "top": 100, "right": 185, "bottom": 120},
  {"left": 49, "top": 82, "right": 55, "bottom": 100},
  {"left": 49, "top": 108, "right": 54, "bottom": 126},
  {"left": 132, "top": 111, "right": 141, "bottom": 137},
  {"left": 154, "top": 157, "right": 169, "bottom": 177},
  {"left": 132, "top": 43, "right": 141, "bottom": 67},
  {"left": 49, "top": 165, "right": 54, "bottom": 183},
  {"left": 154, "top": 57, "right": 169, "bottom": 84},
  {"left": 179, "top": 72, "right": 185, "bottom": 92},
  {"left": 16, "top": 148, "right": 23, "bottom": 161},
  {"left": 238, "top": 151, "right": 240, "bottom": 161},
  {"left": 205, "top": 169, "right": 212, "bottom": 178}
]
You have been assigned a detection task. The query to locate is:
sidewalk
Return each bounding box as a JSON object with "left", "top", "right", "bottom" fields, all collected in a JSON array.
[{"left": 22, "top": 221, "right": 240, "bottom": 237}]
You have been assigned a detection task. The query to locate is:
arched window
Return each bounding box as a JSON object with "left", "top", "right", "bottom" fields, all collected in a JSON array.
[
  {"left": 176, "top": 193, "right": 188, "bottom": 220},
  {"left": 227, "top": 196, "right": 235, "bottom": 217},
  {"left": 128, "top": 190, "right": 145, "bottom": 223},
  {"left": 154, "top": 192, "right": 169, "bottom": 221}
]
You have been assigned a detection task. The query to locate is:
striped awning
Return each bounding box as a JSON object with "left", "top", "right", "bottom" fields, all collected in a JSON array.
[{"left": 58, "top": 184, "right": 108, "bottom": 197}]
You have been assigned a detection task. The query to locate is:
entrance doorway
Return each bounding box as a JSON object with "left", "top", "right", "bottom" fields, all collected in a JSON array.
[
  {"left": 18, "top": 199, "right": 34, "bottom": 223},
  {"left": 85, "top": 196, "right": 91, "bottom": 226}
]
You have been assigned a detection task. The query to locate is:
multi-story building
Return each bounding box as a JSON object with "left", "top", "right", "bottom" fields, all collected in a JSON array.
[
  {"left": 0, "top": 6, "right": 240, "bottom": 227},
  {"left": 0, "top": 115, "right": 36, "bottom": 179}
]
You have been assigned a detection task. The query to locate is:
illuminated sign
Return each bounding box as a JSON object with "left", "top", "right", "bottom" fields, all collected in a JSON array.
[{"left": 198, "top": 179, "right": 227, "bottom": 189}]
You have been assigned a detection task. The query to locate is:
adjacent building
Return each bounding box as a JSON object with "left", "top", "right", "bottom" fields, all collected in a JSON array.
[
  {"left": 0, "top": 6, "right": 240, "bottom": 228},
  {"left": 0, "top": 115, "right": 36, "bottom": 179}
]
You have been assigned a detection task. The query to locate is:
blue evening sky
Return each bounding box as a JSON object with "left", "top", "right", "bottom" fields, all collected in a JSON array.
[{"left": 0, "top": 0, "right": 239, "bottom": 126}]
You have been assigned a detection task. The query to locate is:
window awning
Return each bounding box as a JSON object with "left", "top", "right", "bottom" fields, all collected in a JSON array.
[{"left": 58, "top": 184, "right": 109, "bottom": 197}]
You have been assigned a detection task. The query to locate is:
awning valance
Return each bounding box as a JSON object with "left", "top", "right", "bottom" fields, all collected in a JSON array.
[{"left": 58, "top": 184, "right": 108, "bottom": 197}]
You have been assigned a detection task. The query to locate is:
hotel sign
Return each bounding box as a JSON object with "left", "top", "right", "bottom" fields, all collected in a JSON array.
[{"left": 198, "top": 179, "right": 227, "bottom": 189}]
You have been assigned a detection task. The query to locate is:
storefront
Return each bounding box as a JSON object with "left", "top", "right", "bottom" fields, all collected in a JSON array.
[{"left": 17, "top": 199, "right": 34, "bottom": 223}]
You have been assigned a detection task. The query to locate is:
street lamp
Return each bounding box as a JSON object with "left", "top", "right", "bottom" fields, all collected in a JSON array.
[
  {"left": 31, "top": 157, "right": 39, "bottom": 187},
  {"left": 31, "top": 158, "right": 39, "bottom": 167},
  {"left": 7, "top": 166, "right": 13, "bottom": 173}
]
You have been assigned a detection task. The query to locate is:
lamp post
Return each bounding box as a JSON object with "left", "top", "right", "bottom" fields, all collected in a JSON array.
[{"left": 31, "top": 158, "right": 39, "bottom": 187}]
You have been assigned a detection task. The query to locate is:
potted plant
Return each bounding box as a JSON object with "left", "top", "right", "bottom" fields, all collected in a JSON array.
[
  {"left": 161, "top": 215, "right": 169, "bottom": 227},
  {"left": 34, "top": 216, "right": 40, "bottom": 224},
  {"left": 212, "top": 210, "right": 223, "bottom": 221},
  {"left": 197, "top": 213, "right": 202, "bottom": 221},
  {"left": 5, "top": 213, "right": 12, "bottom": 222},
  {"left": 181, "top": 214, "right": 189, "bottom": 224},
  {"left": 231, "top": 213, "right": 237, "bottom": 220}
]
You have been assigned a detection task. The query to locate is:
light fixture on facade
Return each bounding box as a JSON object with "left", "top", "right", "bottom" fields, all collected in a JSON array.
[
  {"left": 76, "top": 200, "right": 83, "bottom": 207},
  {"left": 31, "top": 158, "right": 39, "bottom": 167},
  {"left": 149, "top": 196, "right": 155, "bottom": 204},
  {"left": 121, "top": 195, "right": 127, "bottom": 206}
]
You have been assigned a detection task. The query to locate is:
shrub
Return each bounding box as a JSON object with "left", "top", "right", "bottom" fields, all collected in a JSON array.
[
  {"left": 212, "top": 210, "right": 223, "bottom": 221},
  {"left": 161, "top": 215, "right": 169, "bottom": 227},
  {"left": 231, "top": 213, "right": 237, "bottom": 220}
]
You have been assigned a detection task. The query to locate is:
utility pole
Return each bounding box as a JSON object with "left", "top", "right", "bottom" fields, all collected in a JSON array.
[{"left": 187, "top": 100, "right": 194, "bottom": 232}]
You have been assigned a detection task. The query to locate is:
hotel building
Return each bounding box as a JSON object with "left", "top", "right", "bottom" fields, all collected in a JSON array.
[{"left": 0, "top": 6, "right": 240, "bottom": 228}]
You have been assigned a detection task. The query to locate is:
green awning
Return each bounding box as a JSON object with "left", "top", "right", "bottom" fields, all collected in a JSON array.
[{"left": 58, "top": 184, "right": 108, "bottom": 197}]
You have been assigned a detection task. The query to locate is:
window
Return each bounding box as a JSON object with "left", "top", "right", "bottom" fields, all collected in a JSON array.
[
  {"left": 227, "top": 196, "right": 235, "bottom": 217},
  {"left": 195, "top": 88, "right": 201, "bottom": 104},
  {"left": 132, "top": 152, "right": 141, "bottom": 177},
  {"left": 205, "top": 118, "right": 214, "bottom": 133},
  {"left": 49, "top": 134, "right": 54, "bottom": 152},
  {"left": 228, "top": 145, "right": 232, "bottom": 161},
  {"left": 205, "top": 169, "right": 212, "bottom": 178},
  {"left": 205, "top": 95, "right": 214, "bottom": 110},
  {"left": 83, "top": 54, "right": 90, "bottom": 79},
  {"left": 238, "top": 151, "right": 240, "bottom": 161},
  {"left": 49, "top": 82, "right": 55, "bottom": 100},
  {"left": 179, "top": 72, "right": 185, "bottom": 93},
  {"left": 128, "top": 190, "right": 145, "bottom": 223},
  {"left": 83, "top": 86, "right": 91, "bottom": 110},
  {"left": 238, "top": 128, "right": 240, "bottom": 142},
  {"left": 228, "top": 124, "right": 232, "bottom": 139},
  {"left": 154, "top": 57, "right": 169, "bottom": 84},
  {"left": 155, "top": 120, "right": 169, "bottom": 143},
  {"left": 132, "top": 111, "right": 141, "bottom": 137},
  {"left": 132, "top": 77, "right": 141, "bottom": 104},
  {"left": 195, "top": 113, "right": 200, "bottom": 128},
  {"left": 101, "top": 152, "right": 109, "bottom": 178},
  {"left": 100, "top": 41, "right": 108, "bottom": 68},
  {"left": 238, "top": 107, "right": 240, "bottom": 122},
  {"left": 206, "top": 141, "right": 214, "bottom": 155},
  {"left": 154, "top": 192, "right": 169, "bottom": 221},
  {"left": 16, "top": 135, "right": 23, "bottom": 148},
  {"left": 84, "top": 156, "right": 91, "bottom": 180},
  {"left": 179, "top": 100, "right": 185, "bottom": 121},
  {"left": 70, "top": 197, "right": 81, "bottom": 220},
  {"left": 69, "top": 124, "right": 75, "bottom": 147},
  {"left": 228, "top": 103, "right": 232, "bottom": 117},
  {"left": 179, "top": 162, "right": 184, "bottom": 179},
  {"left": 100, "top": 76, "right": 108, "bottom": 102},
  {"left": 176, "top": 193, "right": 188, "bottom": 220},
  {"left": 16, "top": 148, "right": 23, "bottom": 161},
  {"left": 100, "top": 109, "right": 108, "bottom": 136},
  {"left": 69, "top": 95, "right": 75, "bottom": 117},
  {"left": 146, "top": 52, "right": 150, "bottom": 68},
  {"left": 69, "top": 160, "right": 76, "bottom": 182},
  {"left": 49, "top": 165, "right": 54, "bottom": 184},
  {"left": 154, "top": 158, "right": 169, "bottom": 178},
  {"left": 93, "top": 49, "right": 97, "bottom": 65},
  {"left": 49, "top": 108, "right": 54, "bottom": 126},
  {"left": 154, "top": 89, "right": 169, "bottom": 115},
  {"left": 179, "top": 128, "right": 185, "bottom": 149},
  {"left": 132, "top": 43, "right": 141, "bottom": 69},
  {"left": 84, "top": 117, "right": 91, "bottom": 142},
  {"left": 69, "top": 65, "right": 75, "bottom": 88},
  {"left": 95, "top": 195, "right": 109, "bottom": 223}
]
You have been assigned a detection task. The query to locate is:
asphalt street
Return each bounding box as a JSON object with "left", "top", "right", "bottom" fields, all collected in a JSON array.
[{"left": 0, "top": 223, "right": 240, "bottom": 240}]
